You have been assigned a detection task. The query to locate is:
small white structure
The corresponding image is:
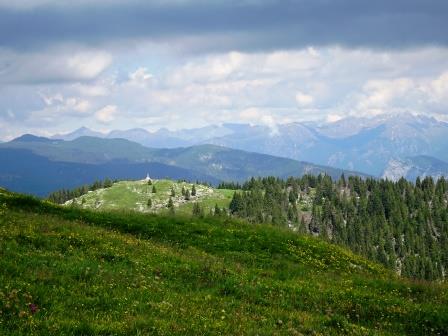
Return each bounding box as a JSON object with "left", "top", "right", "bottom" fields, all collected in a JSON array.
[{"left": 144, "top": 173, "right": 152, "bottom": 182}]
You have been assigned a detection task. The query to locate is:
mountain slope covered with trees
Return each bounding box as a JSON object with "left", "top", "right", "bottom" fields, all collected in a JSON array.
[{"left": 228, "top": 175, "right": 448, "bottom": 281}]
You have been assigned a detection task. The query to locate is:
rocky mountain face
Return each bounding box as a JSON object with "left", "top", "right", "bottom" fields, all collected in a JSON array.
[{"left": 382, "top": 156, "right": 448, "bottom": 182}]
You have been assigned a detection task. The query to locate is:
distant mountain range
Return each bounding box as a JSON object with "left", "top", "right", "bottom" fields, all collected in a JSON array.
[
  {"left": 382, "top": 156, "right": 448, "bottom": 182},
  {"left": 0, "top": 135, "right": 365, "bottom": 196},
  {"left": 52, "top": 114, "right": 448, "bottom": 177},
  {"left": 0, "top": 147, "right": 218, "bottom": 197}
]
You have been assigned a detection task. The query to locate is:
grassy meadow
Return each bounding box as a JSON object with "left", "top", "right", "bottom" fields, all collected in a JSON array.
[
  {"left": 67, "top": 179, "right": 234, "bottom": 216},
  {"left": 0, "top": 188, "right": 447, "bottom": 335}
]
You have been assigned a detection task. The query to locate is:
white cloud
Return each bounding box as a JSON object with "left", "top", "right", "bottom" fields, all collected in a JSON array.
[
  {"left": 239, "top": 107, "right": 279, "bottom": 136},
  {"left": 0, "top": 48, "right": 112, "bottom": 84},
  {"left": 128, "top": 67, "right": 153, "bottom": 87},
  {"left": 67, "top": 52, "right": 112, "bottom": 79},
  {"left": 74, "top": 84, "right": 110, "bottom": 97},
  {"left": 24, "top": 94, "right": 92, "bottom": 125},
  {"left": 95, "top": 105, "right": 117, "bottom": 124},
  {"left": 3, "top": 46, "right": 448, "bottom": 135},
  {"left": 326, "top": 114, "right": 343, "bottom": 123},
  {"left": 39, "top": 93, "right": 90, "bottom": 112},
  {"left": 295, "top": 91, "right": 314, "bottom": 107},
  {"left": 39, "top": 93, "right": 64, "bottom": 106},
  {"left": 355, "top": 78, "right": 414, "bottom": 115},
  {"left": 427, "top": 71, "right": 448, "bottom": 103},
  {"left": 167, "top": 51, "right": 246, "bottom": 86}
]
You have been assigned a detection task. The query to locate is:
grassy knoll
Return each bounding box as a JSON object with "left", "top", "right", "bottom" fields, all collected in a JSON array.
[
  {"left": 0, "top": 189, "right": 447, "bottom": 335},
  {"left": 68, "top": 179, "right": 234, "bottom": 216}
]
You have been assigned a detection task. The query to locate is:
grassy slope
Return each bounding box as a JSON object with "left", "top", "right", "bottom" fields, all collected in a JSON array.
[
  {"left": 69, "top": 179, "right": 234, "bottom": 216},
  {"left": 0, "top": 189, "right": 447, "bottom": 335}
]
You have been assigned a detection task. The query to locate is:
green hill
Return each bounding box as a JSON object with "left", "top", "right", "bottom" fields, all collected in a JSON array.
[
  {"left": 67, "top": 179, "right": 234, "bottom": 216},
  {"left": 0, "top": 189, "right": 447, "bottom": 335}
]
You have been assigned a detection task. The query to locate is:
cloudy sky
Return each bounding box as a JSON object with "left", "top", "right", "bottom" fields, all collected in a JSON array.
[{"left": 0, "top": 0, "right": 447, "bottom": 140}]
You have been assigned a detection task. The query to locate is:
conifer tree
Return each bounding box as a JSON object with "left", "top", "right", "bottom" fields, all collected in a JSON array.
[
  {"left": 167, "top": 197, "right": 175, "bottom": 214},
  {"left": 214, "top": 203, "right": 221, "bottom": 216},
  {"left": 192, "top": 202, "right": 203, "bottom": 217}
]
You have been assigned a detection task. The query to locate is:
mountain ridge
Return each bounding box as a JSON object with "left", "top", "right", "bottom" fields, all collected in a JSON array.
[
  {"left": 0, "top": 136, "right": 367, "bottom": 196},
  {"left": 46, "top": 113, "right": 448, "bottom": 178}
]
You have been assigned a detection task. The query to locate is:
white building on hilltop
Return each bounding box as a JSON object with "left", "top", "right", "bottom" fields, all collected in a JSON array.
[{"left": 144, "top": 173, "right": 152, "bottom": 182}]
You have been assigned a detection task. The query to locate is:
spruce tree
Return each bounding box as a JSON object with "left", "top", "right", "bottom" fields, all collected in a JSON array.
[
  {"left": 167, "top": 197, "right": 175, "bottom": 214},
  {"left": 192, "top": 203, "right": 203, "bottom": 217},
  {"left": 214, "top": 203, "right": 221, "bottom": 216}
]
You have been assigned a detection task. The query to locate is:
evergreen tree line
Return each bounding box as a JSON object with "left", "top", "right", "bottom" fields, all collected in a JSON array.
[
  {"left": 47, "top": 178, "right": 116, "bottom": 204},
  {"left": 228, "top": 175, "right": 448, "bottom": 281},
  {"left": 217, "top": 181, "right": 243, "bottom": 190}
]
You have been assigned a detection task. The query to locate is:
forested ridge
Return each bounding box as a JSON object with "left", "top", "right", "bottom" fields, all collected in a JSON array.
[
  {"left": 227, "top": 175, "right": 448, "bottom": 281},
  {"left": 47, "top": 178, "right": 116, "bottom": 204}
]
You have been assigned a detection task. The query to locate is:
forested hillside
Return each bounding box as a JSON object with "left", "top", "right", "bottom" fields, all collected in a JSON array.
[{"left": 227, "top": 175, "right": 448, "bottom": 281}]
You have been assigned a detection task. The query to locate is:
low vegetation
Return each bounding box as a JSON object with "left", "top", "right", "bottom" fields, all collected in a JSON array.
[
  {"left": 1, "top": 188, "right": 447, "bottom": 335},
  {"left": 65, "top": 179, "right": 234, "bottom": 216}
]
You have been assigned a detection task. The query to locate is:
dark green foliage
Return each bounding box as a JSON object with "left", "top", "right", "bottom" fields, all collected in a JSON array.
[
  {"left": 214, "top": 203, "right": 222, "bottom": 217},
  {"left": 167, "top": 197, "right": 174, "bottom": 214},
  {"left": 147, "top": 198, "right": 152, "bottom": 208},
  {"left": 185, "top": 189, "right": 191, "bottom": 201},
  {"left": 192, "top": 202, "right": 203, "bottom": 217},
  {"left": 217, "top": 181, "right": 242, "bottom": 190},
  {"left": 47, "top": 178, "right": 117, "bottom": 204},
  {"left": 228, "top": 175, "right": 448, "bottom": 281},
  {"left": 152, "top": 185, "right": 157, "bottom": 193},
  {"left": 191, "top": 184, "right": 197, "bottom": 196},
  {"left": 171, "top": 186, "right": 176, "bottom": 197}
]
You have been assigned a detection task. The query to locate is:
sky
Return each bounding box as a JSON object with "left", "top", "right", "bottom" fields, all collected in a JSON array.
[{"left": 0, "top": 0, "right": 448, "bottom": 140}]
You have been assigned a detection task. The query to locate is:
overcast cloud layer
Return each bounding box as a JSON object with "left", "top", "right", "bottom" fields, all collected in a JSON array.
[
  {"left": 0, "top": 0, "right": 447, "bottom": 139},
  {"left": 1, "top": 0, "right": 448, "bottom": 51}
]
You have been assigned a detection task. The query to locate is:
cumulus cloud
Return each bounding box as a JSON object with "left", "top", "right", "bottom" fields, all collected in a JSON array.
[
  {"left": 2, "top": 45, "right": 448, "bottom": 138},
  {"left": 74, "top": 83, "right": 110, "bottom": 97},
  {"left": 350, "top": 72, "right": 448, "bottom": 118},
  {"left": 239, "top": 107, "right": 280, "bottom": 136},
  {"left": 295, "top": 92, "right": 314, "bottom": 107},
  {"left": 127, "top": 67, "right": 153, "bottom": 87},
  {"left": 0, "top": 48, "right": 112, "bottom": 84},
  {"left": 326, "top": 114, "right": 343, "bottom": 123},
  {"left": 95, "top": 105, "right": 117, "bottom": 124}
]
